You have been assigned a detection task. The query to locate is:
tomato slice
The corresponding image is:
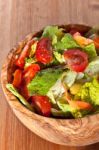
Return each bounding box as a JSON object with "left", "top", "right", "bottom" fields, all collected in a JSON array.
[
  {"left": 16, "top": 39, "right": 35, "bottom": 68},
  {"left": 31, "top": 95, "right": 51, "bottom": 117},
  {"left": 93, "top": 37, "right": 99, "bottom": 49},
  {"left": 35, "top": 37, "right": 53, "bottom": 64},
  {"left": 23, "top": 64, "right": 40, "bottom": 84},
  {"left": 64, "top": 49, "right": 88, "bottom": 72},
  {"left": 12, "top": 69, "right": 22, "bottom": 88},
  {"left": 36, "top": 37, "right": 51, "bottom": 50},
  {"left": 36, "top": 49, "right": 53, "bottom": 64}
]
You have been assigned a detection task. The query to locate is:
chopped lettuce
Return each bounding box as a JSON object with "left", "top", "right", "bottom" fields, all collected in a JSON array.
[
  {"left": 83, "top": 43, "right": 97, "bottom": 60},
  {"left": 57, "top": 101, "right": 72, "bottom": 116},
  {"left": 47, "top": 70, "right": 85, "bottom": 105},
  {"left": 28, "top": 68, "right": 63, "bottom": 96},
  {"left": 57, "top": 100, "right": 71, "bottom": 112},
  {"left": 63, "top": 71, "right": 84, "bottom": 87},
  {"left": 63, "top": 70, "right": 77, "bottom": 87},
  {"left": 52, "top": 35, "right": 57, "bottom": 45},
  {"left": 42, "top": 26, "right": 64, "bottom": 45},
  {"left": 75, "top": 78, "right": 99, "bottom": 106},
  {"left": 85, "top": 56, "right": 99, "bottom": 75},
  {"left": 53, "top": 51, "right": 65, "bottom": 63},
  {"left": 6, "top": 84, "right": 34, "bottom": 111},
  {"left": 47, "top": 77, "right": 65, "bottom": 104},
  {"left": 24, "top": 57, "right": 37, "bottom": 68},
  {"left": 76, "top": 72, "right": 84, "bottom": 80},
  {"left": 54, "top": 33, "right": 80, "bottom": 51}
]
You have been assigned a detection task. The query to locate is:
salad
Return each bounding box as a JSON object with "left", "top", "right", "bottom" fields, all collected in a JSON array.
[{"left": 6, "top": 25, "right": 99, "bottom": 118}]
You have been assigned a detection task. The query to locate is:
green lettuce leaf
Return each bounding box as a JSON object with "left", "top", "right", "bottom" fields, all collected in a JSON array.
[
  {"left": 6, "top": 84, "right": 34, "bottom": 111},
  {"left": 63, "top": 70, "right": 84, "bottom": 87},
  {"left": 63, "top": 70, "right": 77, "bottom": 87},
  {"left": 83, "top": 43, "right": 97, "bottom": 60},
  {"left": 53, "top": 51, "right": 65, "bottom": 63},
  {"left": 42, "top": 26, "right": 64, "bottom": 45},
  {"left": 47, "top": 70, "right": 84, "bottom": 104},
  {"left": 28, "top": 68, "right": 63, "bottom": 96},
  {"left": 75, "top": 78, "right": 99, "bottom": 106},
  {"left": 24, "top": 57, "right": 37, "bottom": 68},
  {"left": 54, "top": 33, "right": 80, "bottom": 51},
  {"left": 85, "top": 56, "right": 99, "bottom": 75},
  {"left": 57, "top": 101, "right": 71, "bottom": 112},
  {"left": 47, "top": 77, "right": 65, "bottom": 104}
]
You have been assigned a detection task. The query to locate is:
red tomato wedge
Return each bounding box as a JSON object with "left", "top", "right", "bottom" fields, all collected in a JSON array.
[
  {"left": 36, "top": 37, "right": 51, "bottom": 50},
  {"left": 23, "top": 64, "right": 40, "bottom": 84},
  {"left": 16, "top": 39, "right": 35, "bottom": 68},
  {"left": 35, "top": 37, "right": 53, "bottom": 64},
  {"left": 31, "top": 95, "right": 51, "bottom": 117},
  {"left": 93, "top": 37, "right": 99, "bottom": 49},
  {"left": 64, "top": 49, "right": 88, "bottom": 72},
  {"left": 36, "top": 49, "right": 53, "bottom": 64},
  {"left": 12, "top": 69, "right": 22, "bottom": 88}
]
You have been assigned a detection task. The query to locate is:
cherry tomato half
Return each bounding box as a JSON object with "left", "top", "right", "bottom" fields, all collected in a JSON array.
[
  {"left": 93, "top": 37, "right": 99, "bottom": 49},
  {"left": 64, "top": 49, "right": 88, "bottom": 72},
  {"left": 31, "top": 95, "right": 51, "bottom": 117},
  {"left": 16, "top": 39, "right": 35, "bottom": 68},
  {"left": 12, "top": 69, "right": 22, "bottom": 88},
  {"left": 36, "top": 37, "right": 51, "bottom": 50},
  {"left": 23, "top": 64, "right": 40, "bottom": 84},
  {"left": 35, "top": 37, "right": 53, "bottom": 64}
]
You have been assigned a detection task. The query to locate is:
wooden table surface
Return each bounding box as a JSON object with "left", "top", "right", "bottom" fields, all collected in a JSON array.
[{"left": 0, "top": 0, "right": 99, "bottom": 149}]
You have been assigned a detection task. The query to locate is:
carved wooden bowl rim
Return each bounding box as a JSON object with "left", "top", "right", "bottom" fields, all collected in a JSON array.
[{"left": 1, "top": 24, "right": 99, "bottom": 146}]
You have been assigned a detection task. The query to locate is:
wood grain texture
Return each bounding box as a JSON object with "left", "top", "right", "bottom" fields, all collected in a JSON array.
[{"left": 0, "top": 0, "right": 99, "bottom": 149}]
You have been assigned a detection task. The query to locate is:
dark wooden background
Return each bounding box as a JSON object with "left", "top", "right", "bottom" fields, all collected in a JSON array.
[{"left": 0, "top": 0, "right": 99, "bottom": 149}]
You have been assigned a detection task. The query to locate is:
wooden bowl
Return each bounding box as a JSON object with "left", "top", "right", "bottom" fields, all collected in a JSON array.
[{"left": 1, "top": 24, "right": 99, "bottom": 146}]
